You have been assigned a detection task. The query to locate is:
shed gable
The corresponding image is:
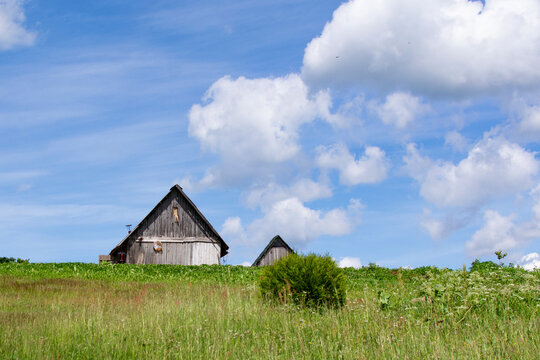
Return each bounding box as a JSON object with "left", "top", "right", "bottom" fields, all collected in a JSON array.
[
  {"left": 252, "top": 235, "right": 294, "bottom": 266},
  {"left": 110, "top": 185, "right": 228, "bottom": 260},
  {"left": 135, "top": 190, "right": 215, "bottom": 240}
]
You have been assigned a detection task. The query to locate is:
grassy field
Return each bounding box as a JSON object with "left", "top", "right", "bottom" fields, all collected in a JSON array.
[{"left": 0, "top": 263, "right": 538, "bottom": 359}]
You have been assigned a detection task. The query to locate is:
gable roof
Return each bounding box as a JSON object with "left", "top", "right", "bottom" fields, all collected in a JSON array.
[
  {"left": 252, "top": 235, "right": 293, "bottom": 266},
  {"left": 110, "top": 185, "right": 229, "bottom": 257}
]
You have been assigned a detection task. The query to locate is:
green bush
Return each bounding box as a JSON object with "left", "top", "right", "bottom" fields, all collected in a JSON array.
[
  {"left": 470, "top": 259, "right": 499, "bottom": 272},
  {"left": 259, "top": 253, "right": 346, "bottom": 308},
  {"left": 0, "top": 257, "right": 28, "bottom": 264}
]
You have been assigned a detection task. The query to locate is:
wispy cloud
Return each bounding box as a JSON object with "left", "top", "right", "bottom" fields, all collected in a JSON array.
[{"left": 0, "top": 0, "right": 36, "bottom": 50}]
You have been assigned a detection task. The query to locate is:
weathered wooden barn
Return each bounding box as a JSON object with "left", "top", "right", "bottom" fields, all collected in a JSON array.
[
  {"left": 252, "top": 235, "right": 294, "bottom": 266},
  {"left": 107, "top": 185, "right": 228, "bottom": 265}
]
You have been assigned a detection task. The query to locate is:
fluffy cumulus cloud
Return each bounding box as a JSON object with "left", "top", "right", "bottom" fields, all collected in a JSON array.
[
  {"left": 244, "top": 178, "right": 332, "bottom": 211},
  {"left": 220, "top": 216, "right": 247, "bottom": 245},
  {"left": 510, "top": 104, "right": 540, "bottom": 142},
  {"left": 316, "top": 143, "right": 389, "bottom": 185},
  {"left": 405, "top": 138, "right": 539, "bottom": 209},
  {"left": 466, "top": 210, "right": 520, "bottom": 257},
  {"left": 371, "top": 92, "right": 427, "bottom": 128},
  {"left": 517, "top": 105, "right": 540, "bottom": 133},
  {"left": 247, "top": 197, "right": 355, "bottom": 246},
  {"left": 338, "top": 256, "right": 362, "bottom": 268},
  {"left": 188, "top": 74, "right": 334, "bottom": 187},
  {"left": 517, "top": 252, "right": 540, "bottom": 270},
  {"left": 302, "top": 0, "right": 540, "bottom": 96},
  {"left": 466, "top": 185, "right": 540, "bottom": 257},
  {"left": 222, "top": 196, "right": 361, "bottom": 249},
  {"left": 0, "top": 0, "right": 35, "bottom": 50}
]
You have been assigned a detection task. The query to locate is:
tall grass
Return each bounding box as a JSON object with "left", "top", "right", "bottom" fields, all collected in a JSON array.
[{"left": 0, "top": 263, "right": 538, "bottom": 359}]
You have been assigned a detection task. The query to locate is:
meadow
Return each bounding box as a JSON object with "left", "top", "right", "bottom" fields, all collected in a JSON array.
[{"left": 0, "top": 262, "right": 538, "bottom": 359}]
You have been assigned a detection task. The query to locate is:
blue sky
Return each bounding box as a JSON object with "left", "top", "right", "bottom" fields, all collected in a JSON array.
[{"left": 1, "top": 0, "right": 539, "bottom": 269}]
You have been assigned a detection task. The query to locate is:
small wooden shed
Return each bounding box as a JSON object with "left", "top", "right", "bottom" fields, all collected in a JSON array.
[
  {"left": 252, "top": 235, "right": 294, "bottom": 266},
  {"left": 107, "top": 185, "right": 228, "bottom": 265}
]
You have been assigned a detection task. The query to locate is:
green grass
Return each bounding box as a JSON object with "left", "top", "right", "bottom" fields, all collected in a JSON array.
[{"left": 0, "top": 263, "right": 538, "bottom": 359}]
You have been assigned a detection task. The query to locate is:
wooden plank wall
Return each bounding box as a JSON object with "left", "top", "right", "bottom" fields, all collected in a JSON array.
[
  {"left": 135, "top": 193, "right": 216, "bottom": 239},
  {"left": 127, "top": 241, "right": 220, "bottom": 265},
  {"left": 257, "top": 247, "right": 291, "bottom": 266}
]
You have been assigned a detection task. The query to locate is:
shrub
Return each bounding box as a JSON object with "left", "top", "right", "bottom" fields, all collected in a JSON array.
[
  {"left": 0, "top": 257, "right": 29, "bottom": 264},
  {"left": 259, "top": 253, "right": 346, "bottom": 308},
  {"left": 470, "top": 259, "right": 499, "bottom": 272}
]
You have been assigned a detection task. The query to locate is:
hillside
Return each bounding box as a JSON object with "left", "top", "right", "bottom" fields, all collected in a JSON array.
[{"left": 1, "top": 263, "right": 538, "bottom": 359}]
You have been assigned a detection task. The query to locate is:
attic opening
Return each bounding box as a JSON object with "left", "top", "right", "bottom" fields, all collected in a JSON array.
[{"left": 173, "top": 207, "right": 179, "bottom": 222}]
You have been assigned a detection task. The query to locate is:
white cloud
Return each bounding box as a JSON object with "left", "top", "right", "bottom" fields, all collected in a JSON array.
[
  {"left": 466, "top": 185, "right": 540, "bottom": 257},
  {"left": 247, "top": 197, "right": 354, "bottom": 246},
  {"left": 508, "top": 104, "right": 540, "bottom": 142},
  {"left": 221, "top": 194, "right": 360, "bottom": 250},
  {"left": 517, "top": 252, "right": 540, "bottom": 270},
  {"left": 244, "top": 178, "right": 332, "bottom": 211},
  {"left": 372, "top": 92, "right": 427, "bottom": 128},
  {"left": 188, "top": 74, "right": 334, "bottom": 187},
  {"left": 240, "top": 261, "right": 252, "bottom": 267},
  {"left": 517, "top": 105, "right": 540, "bottom": 134},
  {"left": 316, "top": 143, "right": 389, "bottom": 185},
  {"left": 338, "top": 256, "right": 362, "bottom": 268},
  {"left": 405, "top": 137, "right": 539, "bottom": 208},
  {"left": 0, "top": 0, "right": 35, "bottom": 50},
  {"left": 302, "top": 0, "right": 540, "bottom": 97},
  {"left": 220, "top": 216, "right": 247, "bottom": 245},
  {"left": 445, "top": 130, "right": 469, "bottom": 152},
  {"left": 466, "top": 210, "right": 520, "bottom": 257}
]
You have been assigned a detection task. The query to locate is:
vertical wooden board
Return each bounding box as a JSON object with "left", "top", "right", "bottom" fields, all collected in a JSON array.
[
  {"left": 159, "top": 244, "right": 166, "bottom": 264},
  {"left": 194, "top": 242, "right": 203, "bottom": 265},
  {"left": 145, "top": 243, "right": 154, "bottom": 264},
  {"left": 149, "top": 244, "right": 155, "bottom": 264},
  {"left": 166, "top": 200, "right": 172, "bottom": 237},
  {"left": 174, "top": 243, "right": 180, "bottom": 265},
  {"left": 141, "top": 243, "right": 149, "bottom": 264},
  {"left": 141, "top": 243, "right": 147, "bottom": 264},
  {"left": 187, "top": 243, "right": 194, "bottom": 265},
  {"left": 177, "top": 197, "right": 186, "bottom": 236},
  {"left": 162, "top": 202, "right": 167, "bottom": 237},
  {"left": 128, "top": 241, "right": 140, "bottom": 264},
  {"left": 164, "top": 243, "right": 170, "bottom": 264},
  {"left": 258, "top": 246, "right": 290, "bottom": 266},
  {"left": 193, "top": 243, "right": 202, "bottom": 264},
  {"left": 193, "top": 242, "right": 220, "bottom": 265},
  {"left": 166, "top": 243, "right": 176, "bottom": 264},
  {"left": 179, "top": 243, "right": 190, "bottom": 265},
  {"left": 177, "top": 244, "right": 185, "bottom": 265},
  {"left": 136, "top": 251, "right": 144, "bottom": 264}
]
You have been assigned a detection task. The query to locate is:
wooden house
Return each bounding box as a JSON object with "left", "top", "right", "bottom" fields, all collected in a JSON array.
[
  {"left": 252, "top": 235, "right": 294, "bottom": 266},
  {"left": 107, "top": 185, "right": 228, "bottom": 265}
]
